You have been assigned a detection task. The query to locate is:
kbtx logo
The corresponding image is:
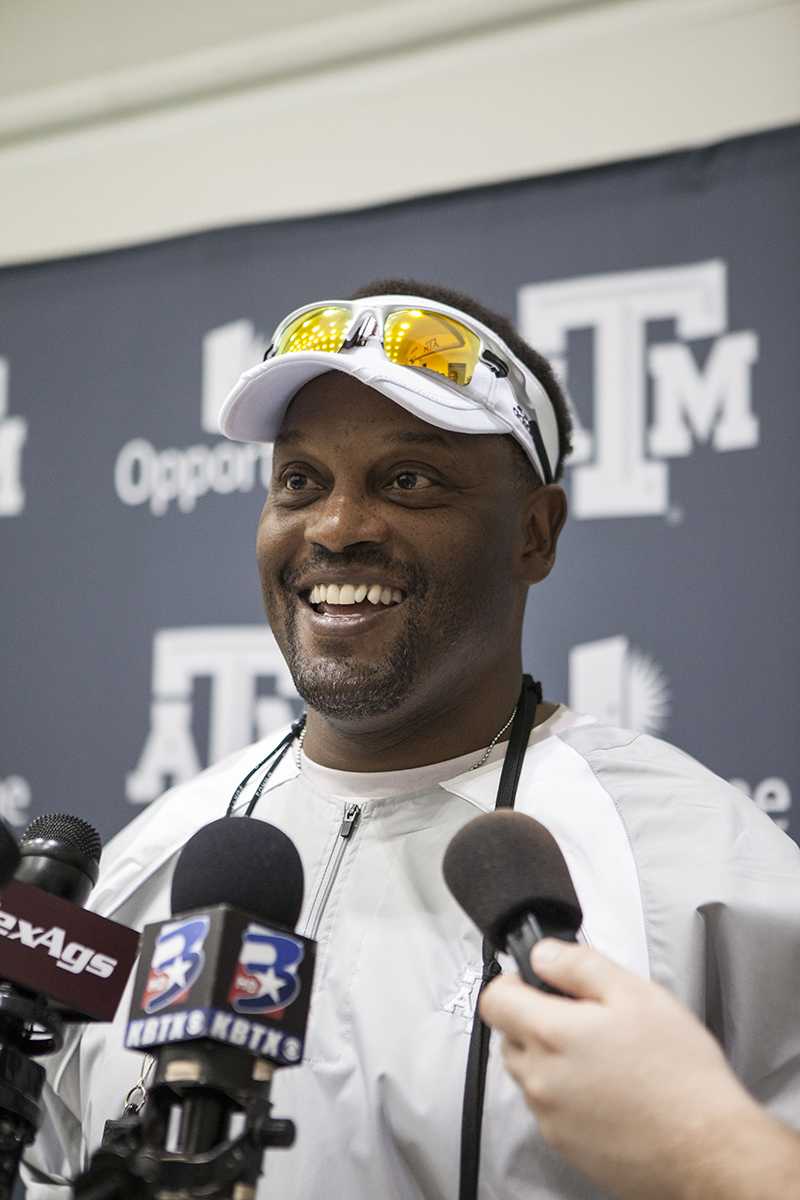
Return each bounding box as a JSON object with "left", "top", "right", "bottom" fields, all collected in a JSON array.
[
  {"left": 142, "top": 915, "right": 210, "bottom": 1014},
  {"left": 518, "top": 260, "right": 759, "bottom": 519},
  {"left": 228, "top": 924, "right": 304, "bottom": 1015}
]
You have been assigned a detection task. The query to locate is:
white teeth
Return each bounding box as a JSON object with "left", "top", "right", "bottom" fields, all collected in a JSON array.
[{"left": 307, "top": 582, "right": 405, "bottom": 607}]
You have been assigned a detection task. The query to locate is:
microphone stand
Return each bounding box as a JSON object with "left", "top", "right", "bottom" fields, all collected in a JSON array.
[
  {"left": 0, "top": 985, "right": 64, "bottom": 1200},
  {"left": 74, "top": 1041, "right": 295, "bottom": 1200}
]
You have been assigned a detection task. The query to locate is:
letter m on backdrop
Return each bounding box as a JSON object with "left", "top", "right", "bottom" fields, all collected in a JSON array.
[{"left": 517, "top": 261, "right": 760, "bottom": 519}]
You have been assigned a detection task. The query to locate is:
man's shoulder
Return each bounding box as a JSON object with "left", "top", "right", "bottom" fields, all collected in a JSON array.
[
  {"left": 556, "top": 717, "right": 799, "bottom": 865},
  {"left": 558, "top": 718, "right": 715, "bottom": 778},
  {"left": 557, "top": 715, "right": 743, "bottom": 809}
]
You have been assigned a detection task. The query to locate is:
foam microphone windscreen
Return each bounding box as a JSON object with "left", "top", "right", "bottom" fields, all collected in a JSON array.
[
  {"left": 442, "top": 810, "right": 582, "bottom": 948},
  {"left": 171, "top": 816, "right": 304, "bottom": 932}
]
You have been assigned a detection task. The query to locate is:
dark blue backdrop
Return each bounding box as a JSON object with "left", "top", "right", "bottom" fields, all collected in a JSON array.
[{"left": 1, "top": 124, "right": 797, "bottom": 846}]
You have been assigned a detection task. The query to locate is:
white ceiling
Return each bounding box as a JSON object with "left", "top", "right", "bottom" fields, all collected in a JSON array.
[
  {"left": 1, "top": 0, "right": 797, "bottom": 264},
  {"left": 0, "top": 0, "right": 388, "bottom": 97}
]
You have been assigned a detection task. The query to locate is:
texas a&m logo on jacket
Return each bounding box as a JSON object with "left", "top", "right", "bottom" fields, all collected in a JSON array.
[
  {"left": 142, "top": 915, "right": 210, "bottom": 1014},
  {"left": 228, "top": 922, "right": 304, "bottom": 1015}
]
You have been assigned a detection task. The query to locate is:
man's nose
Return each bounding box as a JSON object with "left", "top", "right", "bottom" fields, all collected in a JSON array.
[{"left": 303, "top": 489, "right": 390, "bottom": 552}]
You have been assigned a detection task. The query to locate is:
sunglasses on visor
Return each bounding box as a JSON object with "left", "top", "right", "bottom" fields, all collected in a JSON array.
[
  {"left": 265, "top": 301, "right": 507, "bottom": 385},
  {"left": 262, "top": 299, "right": 554, "bottom": 484}
]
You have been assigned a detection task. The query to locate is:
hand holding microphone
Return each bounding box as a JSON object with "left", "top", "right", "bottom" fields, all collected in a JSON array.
[
  {"left": 481, "top": 939, "right": 800, "bottom": 1200},
  {"left": 445, "top": 810, "right": 800, "bottom": 1200}
]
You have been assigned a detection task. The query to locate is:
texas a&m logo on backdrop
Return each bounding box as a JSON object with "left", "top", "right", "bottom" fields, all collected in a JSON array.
[
  {"left": 518, "top": 260, "right": 759, "bottom": 520},
  {"left": 126, "top": 627, "right": 300, "bottom": 806}
]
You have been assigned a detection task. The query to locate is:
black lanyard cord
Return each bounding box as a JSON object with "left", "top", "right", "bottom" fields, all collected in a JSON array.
[
  {"left": 222, "top": 678, "right": 543, "bottom": 1200},
  {"left": 224, "top": 714, "right": 306, "bottom": 818},
  {"left": 458, "top": 674, "right": 542, "bottom": 1200}
]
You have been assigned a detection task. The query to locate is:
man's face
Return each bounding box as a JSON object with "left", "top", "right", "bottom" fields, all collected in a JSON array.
[{"left": 256, "top": 372, "right": 557, "bottom": 723}]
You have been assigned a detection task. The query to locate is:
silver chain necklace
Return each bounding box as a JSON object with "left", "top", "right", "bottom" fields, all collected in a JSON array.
[{"left": 294, "top": 704, "right": 517, "bottom": 772}]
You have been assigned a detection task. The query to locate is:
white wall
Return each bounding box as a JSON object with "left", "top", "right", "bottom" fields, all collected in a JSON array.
[{"left": 1, "top": 0, "right": 798, "bottom": 266}]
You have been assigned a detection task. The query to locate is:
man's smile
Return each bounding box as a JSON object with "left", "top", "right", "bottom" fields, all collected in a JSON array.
[
  {"left": 293, "top": 576, "right": 408, "bottom": 637},
  {"left": 308, "top": 582, "right": 405, "bottom": 607}
]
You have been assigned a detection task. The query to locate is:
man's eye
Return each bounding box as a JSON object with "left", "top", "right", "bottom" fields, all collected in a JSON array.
[
  {"left": 390, "top": 471, "right": 434, "bottom": 492},
  {"left": 283, "top": 472, "right": 312, "bottom": 491}
]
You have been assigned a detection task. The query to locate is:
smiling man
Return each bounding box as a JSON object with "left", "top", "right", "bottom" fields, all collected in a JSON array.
[
  {"left": 255, "top": 371, "right": 565, "bottom": 773},
  {"left": 24, "top": 281, "right": 800, "bottom": 1200}
]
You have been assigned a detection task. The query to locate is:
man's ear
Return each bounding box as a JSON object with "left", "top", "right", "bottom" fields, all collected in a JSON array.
[{"left": 520, "top": 484, "right": 568, "bottom": 584}]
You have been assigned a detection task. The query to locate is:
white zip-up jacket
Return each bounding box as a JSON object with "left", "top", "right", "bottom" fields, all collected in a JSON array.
[{"left": 22, "top": 706, "right": 800, "bottom": 1198}]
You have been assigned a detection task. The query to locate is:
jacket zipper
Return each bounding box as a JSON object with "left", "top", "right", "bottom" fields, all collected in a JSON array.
[{"left": 304, "top": 801, "right": 361, "bottom": 941}]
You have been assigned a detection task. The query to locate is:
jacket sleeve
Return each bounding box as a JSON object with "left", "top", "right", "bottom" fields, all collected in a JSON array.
[
  {"left": 694, "top": 794, "right": 800, "bottom": 1126},
  {"left": 568, "top": 727, "right": 800, "bottom": 1129}
]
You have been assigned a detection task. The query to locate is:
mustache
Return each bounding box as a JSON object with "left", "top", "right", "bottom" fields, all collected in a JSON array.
[{"left": 281, "top": 546, "right": 428, "bottom": 596}]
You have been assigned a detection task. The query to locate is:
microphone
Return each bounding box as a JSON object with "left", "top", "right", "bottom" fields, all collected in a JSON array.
[
  {"left": 14, "top": 811, "right": 100, "bottom": 904},
  {"left": 170, "top": 815, "right": 303, "bottom": 924},
  {"left": 442, "top": 810, "right": 582, "bottom": 991},
  {"left": 0, "top": 813, "right": 139, "bottom": 1200},
  {"left": 0, "top": 820, "right": 20, "bottom": 887},
  {"left": 76, "top": 816, "right": 314, "bottom": 1200}
]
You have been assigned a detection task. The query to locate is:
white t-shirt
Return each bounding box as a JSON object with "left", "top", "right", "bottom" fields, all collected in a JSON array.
[{"left": 297, "top": 702, "right": 571, "bottom": 802}]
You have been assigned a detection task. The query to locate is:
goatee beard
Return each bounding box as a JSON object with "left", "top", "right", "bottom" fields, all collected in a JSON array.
[
  {"left": 271, "top": 548, "right": 434, "bottom": 719},
  {"left": 282, "top": 612, "right": 420, "bottom": 719}
]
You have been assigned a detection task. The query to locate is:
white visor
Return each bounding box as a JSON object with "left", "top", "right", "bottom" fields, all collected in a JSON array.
[{"left": 219, "top": 296, "right": 559, "bottom": 484}]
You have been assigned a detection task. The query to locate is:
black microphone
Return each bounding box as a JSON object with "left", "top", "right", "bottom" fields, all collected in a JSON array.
[
  {"left": 442, "top": 810, "right": 582, "bottom": 991},
  {"left": 0, "top": 820, "right": 20, "bottom": 888},
  {"left": 76, "top": 816, "right": 314, "bottom": 1200},
  {"left": 14, "top": 811, "right": 100, "bottom": 904},
  {"left": 0, "top": 813, "right": 139, "bottom": 1200}
]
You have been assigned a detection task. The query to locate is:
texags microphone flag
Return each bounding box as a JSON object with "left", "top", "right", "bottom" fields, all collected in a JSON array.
[{"left": 0, "top": 878, "right": 139, "bottom": 1021}]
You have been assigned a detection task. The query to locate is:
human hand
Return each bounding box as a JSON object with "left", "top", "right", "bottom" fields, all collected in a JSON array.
[{"left": 480, "top": 939, "right": 793, "bottom": 1200}]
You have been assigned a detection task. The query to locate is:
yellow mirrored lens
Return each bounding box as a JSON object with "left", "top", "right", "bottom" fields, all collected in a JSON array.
[
  {"left": 384, "top": 309, "right": 480, "bottom": 386},
  {"left": 274, "top": 306, "right": 352, "bottom": 355}
]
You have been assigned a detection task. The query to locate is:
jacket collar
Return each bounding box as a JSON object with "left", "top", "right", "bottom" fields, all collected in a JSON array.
[
  {"left": 90, "top": 727, "right": 301, "bottom": 918},
  {"left": 92, "top": 706, "right": 583, "bottom": 919}
]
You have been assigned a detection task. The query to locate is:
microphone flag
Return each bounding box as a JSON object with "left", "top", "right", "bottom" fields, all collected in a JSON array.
[
  {"left": 125, "top": 905, "right": 315, "bottom": 1067},
  {"left": 0, "top": 878, "right": 140, "bottom": 1021}
]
